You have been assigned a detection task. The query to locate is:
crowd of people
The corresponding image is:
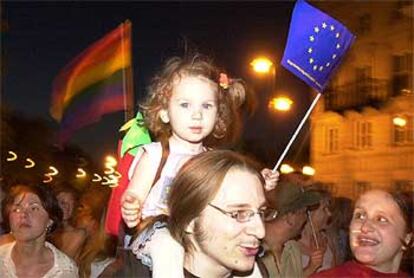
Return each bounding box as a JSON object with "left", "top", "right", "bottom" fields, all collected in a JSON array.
[{"left": 0, "top": 54, "right": 412, "bottom": 277}]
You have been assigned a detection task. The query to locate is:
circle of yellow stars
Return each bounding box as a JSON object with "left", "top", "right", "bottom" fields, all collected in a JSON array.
[{"left": 307, "top": 22, "right": 342, "bottom": 72}]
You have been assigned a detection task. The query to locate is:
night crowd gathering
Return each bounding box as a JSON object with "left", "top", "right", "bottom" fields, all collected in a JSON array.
[{"left": 1, "top": 1, "right": 413, "bottom": 278}]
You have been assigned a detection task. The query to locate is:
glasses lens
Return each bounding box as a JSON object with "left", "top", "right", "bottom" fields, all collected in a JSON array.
[
  {"left": 263, "top": 209, "right": 278, "bottom": 221},
  {"left": 236, "top": 210, "right": 253, "bottom": 222}
]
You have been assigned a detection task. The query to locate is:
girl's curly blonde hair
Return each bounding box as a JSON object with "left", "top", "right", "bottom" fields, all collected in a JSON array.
[{"left": 140, "top": 54, "right": 246, "bottom": 147}]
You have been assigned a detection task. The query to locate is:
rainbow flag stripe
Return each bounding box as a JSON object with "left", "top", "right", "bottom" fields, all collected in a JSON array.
[
  {"left": 58, "top": 69, "right": 126, "bottom": 144},
  {"left": 50, "top": 21, "right": 131, "bottom": 122}
]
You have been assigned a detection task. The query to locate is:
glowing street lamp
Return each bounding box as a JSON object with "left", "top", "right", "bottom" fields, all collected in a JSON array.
[
  {"left": 250, "top": 57, "right": 274, "bottom": 74},
  {"left": 302, "top": 166, "right": 316, "bottom": 176},
  {"left": 250, "top": 56, "right": 276, "bottom": 94},
  {"left": 269, "top": 96, "right": 293, "bottom": 111},
  {"left": 393, "top": 116, "right": 407, "bottom": 127},
  {"left": 280, "top": 164, "right": 294, "bottom": 174}
]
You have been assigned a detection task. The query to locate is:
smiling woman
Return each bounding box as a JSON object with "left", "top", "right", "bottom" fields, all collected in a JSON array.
[
  {"left": 311, "top": 189, "right": 413, "bottom": 278},
  {"left": 0, "top": 184, "right": 78, "bottom": 277}
]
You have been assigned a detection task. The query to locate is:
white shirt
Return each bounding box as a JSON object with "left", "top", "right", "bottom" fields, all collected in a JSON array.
[{"left": 0, "top": 241, "right": 78, "bottom": 278}]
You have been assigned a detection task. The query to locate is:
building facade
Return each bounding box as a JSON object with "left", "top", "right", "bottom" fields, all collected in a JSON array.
[{"left": 310, "top": 1, "right": 413, "bottom": 198}]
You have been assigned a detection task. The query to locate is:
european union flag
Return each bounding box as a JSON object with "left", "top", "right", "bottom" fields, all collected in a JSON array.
[{"left": 281, "top": 0, "right": 355, "bottom": 92}]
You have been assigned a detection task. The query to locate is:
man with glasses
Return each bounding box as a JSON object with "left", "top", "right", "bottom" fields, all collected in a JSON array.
[
  {"left": 168, "top": 150, "right": 278, "bottom": 277},
  {"left": 259, "top": 182, "right": 322, "bottom": 277}
]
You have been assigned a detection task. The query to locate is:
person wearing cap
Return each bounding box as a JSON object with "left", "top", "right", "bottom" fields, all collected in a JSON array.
[{"left": 258, "top": 181, "right": 323, "bottom": 277}]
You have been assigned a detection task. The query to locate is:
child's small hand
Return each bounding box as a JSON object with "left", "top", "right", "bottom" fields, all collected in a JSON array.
[
  {"left": 261, "top": 168, "right": 279, "bottom": 191},
  {"left": 121, "top": 192, "right": 142, "bottom": 228}
]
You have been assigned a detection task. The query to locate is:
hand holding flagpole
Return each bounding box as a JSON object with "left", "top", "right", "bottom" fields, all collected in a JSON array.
[{"left": 272, "top": 0, "right": 355, "bottom": 172}]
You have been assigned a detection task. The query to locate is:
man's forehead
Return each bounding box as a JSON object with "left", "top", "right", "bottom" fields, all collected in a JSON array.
[{"left": 212, "top": 168, "right": 265, "bottom": 206}]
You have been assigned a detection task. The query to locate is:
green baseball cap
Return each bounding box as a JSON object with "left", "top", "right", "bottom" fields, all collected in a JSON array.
[{"left": 268, "top": 182, "right": 322, "bottom": 216}]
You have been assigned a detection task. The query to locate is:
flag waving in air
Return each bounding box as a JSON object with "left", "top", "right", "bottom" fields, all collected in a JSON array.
[
  {"left": 273, "top": 1, "right": 355, "bottom": 171},
  {"left": 50, "top": 21, "right": 132, "bottom": 145},
  {"left": 281, "top": 0, "right": 355, "bottom": 92}
]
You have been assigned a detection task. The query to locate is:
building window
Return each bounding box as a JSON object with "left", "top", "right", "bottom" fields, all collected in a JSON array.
[
  {"left": 355, "top": 66, "right": 372, "bottom": 99},
  {"left": 394, "top": 180, "right": 414, "bottom": 192},
  {"left": 357, "top": 14, "right": 371, "bottom": 35},
  {"left": 324, "top": 126, "right": 338, "bottom": 154},
  {"left": 353, "top": 121, "right": 372, "bottom": 149},
  {"left": 392, "top": 53, "right": 413, "bottom": 96},
  {"left": 393, "top": 115, "right": 414, "bottom": 145},
  {"left": 354, "top": 181, "right": 371, "bottom": 197}
]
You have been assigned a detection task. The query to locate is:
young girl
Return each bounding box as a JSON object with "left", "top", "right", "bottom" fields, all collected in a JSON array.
[{"left": 121, "top": 54, "right": 278, "bottom": 277}]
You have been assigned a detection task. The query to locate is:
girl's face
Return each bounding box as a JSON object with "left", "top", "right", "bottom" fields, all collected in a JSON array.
[
  {"left": 311, "top": 199, "right": 332, "bottom": 231},
  {"left": 350, "top": 190, "right": 410, "bottom": 273},
  {"left": 164, "top": 76, "right": 218, "bottom": 145},
  {"left": 9, "top": 192, "right": 51, "bottom": 243}
]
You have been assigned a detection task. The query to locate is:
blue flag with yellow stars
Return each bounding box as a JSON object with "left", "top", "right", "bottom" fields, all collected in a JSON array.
[{"left": 281, "top": 0, "right": 355, "bottom": 92}]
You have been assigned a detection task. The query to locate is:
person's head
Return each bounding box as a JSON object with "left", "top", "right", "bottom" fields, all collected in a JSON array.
[
  {"left": 266, "top": 182, "right": 322, "bottom": 238},
  {"left": 2, "top": 184, "right": 62, "bottom": 242},
  {"left": 141, "top": 54, "right": 245, "bottom": 147},
  {"left": 54, "top": 185, "right": 78, "bottom": 223},
  {"left": 74, "top": 187, "right": 110, "bottom": 235},
  {"left": 306, "top": 186, "right": 332, "bottom": 232},
  {"left": 350, "top": 189, "right": 413, "bottom": 273},
  {"left": 168, "top": 150, "right": 267, "bottom": 275},
  {"left": 330, "top": 196, "right": 353, "bottom": 231}
]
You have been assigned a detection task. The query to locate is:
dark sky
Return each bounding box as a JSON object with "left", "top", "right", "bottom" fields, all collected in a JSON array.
[{"left": 2, "top": 1, "right": 313, "bottom": 165}]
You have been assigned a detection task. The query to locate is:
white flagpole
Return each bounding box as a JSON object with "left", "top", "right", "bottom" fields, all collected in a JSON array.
[{"left": 272, "top": 92, "right": 322, "bottom": 172}]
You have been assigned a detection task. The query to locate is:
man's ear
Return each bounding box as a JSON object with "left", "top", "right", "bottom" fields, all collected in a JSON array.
[
  {"left": 185, "top": 219, "right": 196, "bottom": 234},
  {"left": 159, "top": 109, "right": 170, "bottom": 124}
]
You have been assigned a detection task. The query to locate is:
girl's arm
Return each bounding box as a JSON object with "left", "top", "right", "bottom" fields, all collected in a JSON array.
[
  {"left": 121, "top": 151, "right": 158, "bottom": 228},
  {"left": 261, "top": 168, "right": 279, "bottom": 191}
]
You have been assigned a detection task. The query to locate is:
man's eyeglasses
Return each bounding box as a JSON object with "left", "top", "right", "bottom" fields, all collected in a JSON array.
[{"left": 208, "top": 203, "right": 278, "bottom": 223}]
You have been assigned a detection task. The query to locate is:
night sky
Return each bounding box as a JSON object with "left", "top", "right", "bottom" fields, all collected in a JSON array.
[{"left": 2, "top": 1, "right": 313, "bottom": 166}]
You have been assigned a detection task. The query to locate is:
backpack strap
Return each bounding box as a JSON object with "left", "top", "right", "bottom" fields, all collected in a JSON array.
[{"left": 151, "top": 139, "right": 170, "bottom": 188}]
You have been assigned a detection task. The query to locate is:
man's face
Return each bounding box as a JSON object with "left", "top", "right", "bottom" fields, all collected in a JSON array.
[{"left": 191, "top": 167, "right": 266, "bottom": 275}]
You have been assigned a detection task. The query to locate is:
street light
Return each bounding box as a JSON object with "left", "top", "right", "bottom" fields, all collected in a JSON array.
[
  {"left": 250, "top": 56, "right": 276, "bottom": 94},
  {"left": 269, "top": 96, "right": 293, "bottom": 111},
  {"left": 250, "top": 57, "right": 273, "bottom": 74},
  {"left": 302, "top": 166, "right": 316, "bottom": 176},
  {"left": 280, "top": 163, "right": 294, "bottom": 174},
  {"left": 393, "top": 116, "right": 407, "bottom": 127}
]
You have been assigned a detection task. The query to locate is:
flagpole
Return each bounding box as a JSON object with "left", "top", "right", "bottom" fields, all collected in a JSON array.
[
  {"left": 121, "top": 20, "right": 134, "bottom": 122},
  {"left": 272, "top": 92, "right": 322, "bottom": 172}
]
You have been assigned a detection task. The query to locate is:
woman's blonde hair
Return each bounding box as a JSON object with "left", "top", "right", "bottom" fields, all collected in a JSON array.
[{"left": 140, "top": 54, "right": 246, "bottom": 147}]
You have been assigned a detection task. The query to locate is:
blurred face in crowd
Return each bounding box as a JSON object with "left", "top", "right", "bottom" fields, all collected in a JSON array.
[
  {"left": 350, "top": 190, "right": 410, "bottom": 273},
  {"left": 189, "top": 167, "right": 266, "bottom": 275},
  {"left": 57, "top": 192, "right": 75, "bottom": 222},
  {"left": 310, "top": 199, "right": 332, "bottom": 231},
  {"left": 290, "top": 208, "right": 308, "bottom": 238},
  {"left": 9, "top": 192, "right": 52, "bottom": 242},
  {"left": 74, "top": 196, "right": 96, "bottom": 233}
]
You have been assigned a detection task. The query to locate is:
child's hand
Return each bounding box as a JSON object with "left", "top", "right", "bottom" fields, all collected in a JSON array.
[
  {"left": 121, "top": 192, "right": 142, "bottom": 228},
  {"left": 261, "top": 168, "right": 279, "bottom": 191}
]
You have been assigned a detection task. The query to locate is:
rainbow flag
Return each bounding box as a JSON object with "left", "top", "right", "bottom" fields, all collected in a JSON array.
[{"left": 50, "top": 21, "right": 132, "bottom": 145}]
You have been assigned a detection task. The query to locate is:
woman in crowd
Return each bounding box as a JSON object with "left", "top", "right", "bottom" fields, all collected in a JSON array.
[
  {"left": 298, "top": 187, "right": 337, "bottom": 275},
  {"left": 327, "top": 196, "right": 353, "bottom": 264},
  {"left": 75, "top": 187, "right": 117, "bottom": 278},
  {"left": 50, "top": 185, "right": 87, "bottom": 259},
  {"left": 0, "top": 184, "right": 78, "bottom": 277},
  {"left": 311, "top": 189, "right": 413, "bottom": 277}
]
